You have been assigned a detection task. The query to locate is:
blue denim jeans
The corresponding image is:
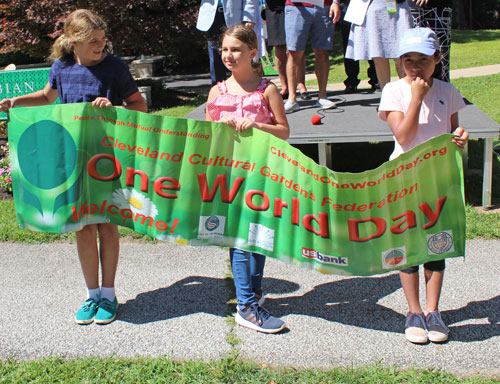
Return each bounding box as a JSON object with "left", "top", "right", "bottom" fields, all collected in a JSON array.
[{"left": 230, "top": 248, "right": 266, "bottom": 308}]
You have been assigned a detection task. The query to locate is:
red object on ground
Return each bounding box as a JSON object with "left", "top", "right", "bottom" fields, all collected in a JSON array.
[{"left": 311, "top": 114, "right": 321, "bottom": 125}]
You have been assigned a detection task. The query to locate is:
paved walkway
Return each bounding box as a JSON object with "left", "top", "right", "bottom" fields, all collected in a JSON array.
[{"left": 0, "top": 241, "right": 499, "bottom": 376}]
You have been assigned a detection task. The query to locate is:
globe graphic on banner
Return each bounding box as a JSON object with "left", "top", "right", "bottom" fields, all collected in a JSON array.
[{"left": 17, "top": 120, "right": 77, "bottom": 190}]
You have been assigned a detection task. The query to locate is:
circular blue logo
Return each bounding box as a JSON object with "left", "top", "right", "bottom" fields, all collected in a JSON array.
[{"left": 205, "top": 216, "right": 220, "bottom": 232}]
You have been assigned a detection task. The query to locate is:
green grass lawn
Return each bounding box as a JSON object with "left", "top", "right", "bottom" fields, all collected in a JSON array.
[
  {"left": 450, "top": 30, "right": 500, "bottom": 70},
  {"left": 453, "top": 73, "right": 500, "bottom": 214},
  {"left": 153, "top": 95, "right": 206, "bottom": 119},
  {"left": 453, "top": 74, "right": 500, "bottom": 124},
  {"left": 1, "top": 356, "right": 499, "bottom": 383}
]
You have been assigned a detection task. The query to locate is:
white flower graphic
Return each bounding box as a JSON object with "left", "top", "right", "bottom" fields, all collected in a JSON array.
[{"left": 112, "top": 188, "right": 159, "bottom": 217}]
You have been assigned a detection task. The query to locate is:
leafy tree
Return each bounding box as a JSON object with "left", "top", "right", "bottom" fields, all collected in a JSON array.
[{"left": 0, "top": 0, "right": 206, "bottom": 69}]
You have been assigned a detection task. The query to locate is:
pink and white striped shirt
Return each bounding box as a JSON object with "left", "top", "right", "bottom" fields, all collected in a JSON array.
[{"left": 207, "top": 78, "right": 274, "bottom": 124}]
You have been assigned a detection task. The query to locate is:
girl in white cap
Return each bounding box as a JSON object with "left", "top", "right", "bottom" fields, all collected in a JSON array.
[{"left": 378, "top": 27, "right": 469, "bottom": 344}]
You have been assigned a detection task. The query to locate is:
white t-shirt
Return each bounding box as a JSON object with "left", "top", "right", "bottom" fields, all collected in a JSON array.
[{"left": 378, "top": 78, "right": 466, "bottom": 160}]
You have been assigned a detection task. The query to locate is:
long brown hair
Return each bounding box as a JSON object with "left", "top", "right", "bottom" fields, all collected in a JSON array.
[{"left": 49, "top": 9, "right": 107, "bottom": 61}]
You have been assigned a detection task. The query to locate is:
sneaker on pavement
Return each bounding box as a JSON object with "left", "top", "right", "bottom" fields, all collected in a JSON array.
[
  {"left": 284, "top": 99, "right": 300, "bottom": 114},
  {"left": 315, "top": 98, "right": 336, "bottom": 109},
  {"left": 235, "top": 305, "right": 285, "bottom": 334},
  {"left": 425, "top": 311, "right": 449, "bottom": 343},
  {"left": 75, "top": 298, "right": 98, "bottom": 325},
  {"left": 94, "top": 297, "right": 118, "bottom": 325},
  {"left": 405, "top": 312, "right": 428, "bottom": 344},
  {"left": 254, "top": 288, "right": 265, "bottom": 307}
]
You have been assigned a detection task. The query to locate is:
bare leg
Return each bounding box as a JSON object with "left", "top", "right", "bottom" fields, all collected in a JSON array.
[
  {"left": 298, "top": 54, "right": 307, "bottom": 94},
  {"left": 314, "top": 48, "right": 330, "bottom": 99},
  {"left": 424, "top": 268, "right": 444, "bottom": 313},
  {"left": 286, "top": 50, "right": 304, "bottom": 103},
  {"left": 399, "top": 271, "right": 423, "bottom": 314},
  {"left": 97, "top": 223, "right": 120, "bottom": 288},
  {"left": 76, "top": 224, "right": 99, "bottom": 290},
  {"left": 373, "top": 57, "right": 391, "bottom": 89},
  {"left": 274, "top": 45, "right": 288, "bottom": 95}
]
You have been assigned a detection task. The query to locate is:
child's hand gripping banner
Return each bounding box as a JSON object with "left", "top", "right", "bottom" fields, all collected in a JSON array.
[{"left": 8, "top": 103, "right": 466, "bottom": 276}]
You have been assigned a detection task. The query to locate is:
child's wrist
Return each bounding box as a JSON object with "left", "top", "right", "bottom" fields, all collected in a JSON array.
[{"left": 410, "top": 96, "right": 424, "bottom": 105}]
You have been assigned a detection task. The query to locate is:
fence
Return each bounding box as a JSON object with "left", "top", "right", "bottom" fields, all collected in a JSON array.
[{"left": 410, "top": 7, "right": 453, "bottom": 82}]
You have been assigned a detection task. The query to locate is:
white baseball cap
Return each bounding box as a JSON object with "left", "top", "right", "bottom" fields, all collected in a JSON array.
[{"left": 398, "top": 27, "right": 440, "bottom": 57}]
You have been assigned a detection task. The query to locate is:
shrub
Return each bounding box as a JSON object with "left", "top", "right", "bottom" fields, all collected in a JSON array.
[
  {"left": 0, "top": 1, "right": 207, "bottom": 71},
  {"left": 0, "top": 146, "right": 12, "bottom": 194}
]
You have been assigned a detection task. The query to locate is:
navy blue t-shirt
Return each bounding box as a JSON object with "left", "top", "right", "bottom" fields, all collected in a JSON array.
[{"left": 49, "top": 55, "right": 138, "bottom": 105}]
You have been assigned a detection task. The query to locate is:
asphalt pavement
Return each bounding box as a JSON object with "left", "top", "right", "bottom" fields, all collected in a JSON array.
[{"left": 0, "top": 240, "right": 499, "bottom": 376}]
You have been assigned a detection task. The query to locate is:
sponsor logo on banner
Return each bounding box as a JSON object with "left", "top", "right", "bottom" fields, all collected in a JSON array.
[
  {"left": 427, "top": 230, "right": 454, "bottom": 255},
  {"left": 248, "top": 223, "right": 274, "bottom": 251},
  {"left": 382, "top": 247, "right": 406, "bottom": 269},
  {"left": 302, "top": 248, "right": 348, "bottom": 265},
  {"left": 198, "top": 215, "right": 226, "bottom": 239}
]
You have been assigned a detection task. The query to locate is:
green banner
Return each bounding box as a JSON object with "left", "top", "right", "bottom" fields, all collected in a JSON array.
[
  {"left": 0, "top": 68, "right": 59, "bottom": 120},
  {"left": 8, "top": 103, "right": 466, "bottom": 276}
]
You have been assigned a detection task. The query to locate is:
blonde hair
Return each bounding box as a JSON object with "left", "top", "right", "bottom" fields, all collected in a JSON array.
[
  {"left": 49, "top": 9, "right": 107, "bottom": 61},
  {"left": 222, "top": 25, "right": 262, "bottom": 72}
]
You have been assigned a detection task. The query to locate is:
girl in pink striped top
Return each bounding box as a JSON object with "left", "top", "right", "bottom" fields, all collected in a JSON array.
[
  {"left": 205, "top": 25, "right": 289, "bottom": 333},
  {"left": 205, "top": 25, "right": 289, "bottom": 139}
]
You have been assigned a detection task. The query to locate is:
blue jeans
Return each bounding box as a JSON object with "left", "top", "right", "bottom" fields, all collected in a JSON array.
[{"left": 230, "top": 248, "right": 266, "bottom": 308}]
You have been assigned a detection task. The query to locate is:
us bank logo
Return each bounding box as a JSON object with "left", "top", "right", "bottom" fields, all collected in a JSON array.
[
  {"left": 197, "top": 215, "right": 225, "bottom": 239},
  {"left": 382, "top": 247, "right": 407, "bottom": 269},
  {"left": 13, "top": 120, "right": 82, "bottom": 228},
  {"left": 302, "top": 248, "right": 348, "bottom": 266}
]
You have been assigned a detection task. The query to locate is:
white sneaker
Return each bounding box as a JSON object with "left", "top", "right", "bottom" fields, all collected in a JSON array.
[
  {"left": 284, "top": 99, "right": 300, "bottom": 113},
  {"left": 315, "top": 98, "right": 336, "bottom": 109}
]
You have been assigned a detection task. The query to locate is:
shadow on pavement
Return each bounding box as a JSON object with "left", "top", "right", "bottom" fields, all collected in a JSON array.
[
  {"left": 265, "top": 273, "right": 405, "bottom": 334},
  {"left": 117, "top": 273, "right": 500, "bottom": 342},
  {"left": 444, "top": 295, "right": 500, "bottom": 342},
  {"left": 118, "top": 276, "right": 300, "bottom": 324}
]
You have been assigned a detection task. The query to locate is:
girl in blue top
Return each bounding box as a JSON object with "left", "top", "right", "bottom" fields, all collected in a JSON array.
[{"left": 0, "top": 9, "right": 147, "bottom": 325}]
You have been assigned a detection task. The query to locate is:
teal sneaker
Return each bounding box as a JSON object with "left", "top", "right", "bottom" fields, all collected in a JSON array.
[
  {"left": 75, "top": 298, "right": 99, "bottom": 325},
  {"left": 95, "top": 297, "right": 118, "bottom": 325}
]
